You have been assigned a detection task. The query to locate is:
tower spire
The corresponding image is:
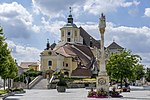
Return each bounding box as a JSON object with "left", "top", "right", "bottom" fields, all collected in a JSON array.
[{"left": 67, "top": 7, "right": 73, "bottom": 24}]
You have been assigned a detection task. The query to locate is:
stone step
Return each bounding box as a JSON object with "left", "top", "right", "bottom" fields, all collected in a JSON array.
[{"left": 32, "top": 79, "right": 48, "bottom": 89}]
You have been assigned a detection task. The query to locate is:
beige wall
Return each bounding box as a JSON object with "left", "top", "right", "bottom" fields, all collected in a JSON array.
[
  {"left": 60, "top": 27, "right": 83, "bottom": 44},
  {"left": 41, "top": 55, "right": 57, "bottom": 71},
  {"left": 41, "top": 52, "right": 78, "bottom": 77},
  {"left": 63, "top": 57, "right": 78, "bottom": 77}
]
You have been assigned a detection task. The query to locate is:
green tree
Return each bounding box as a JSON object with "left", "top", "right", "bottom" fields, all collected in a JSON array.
[
  {"left": 133, "top": 64, "right": 145, "bottom": 80},
  {"left": 106, "top": 50, "right": 141, "bottom": 88},
  {"left": 145, "top": 68, "right": 150, "bottom": 82},
  {"left": 7, "top": 55, "right": 18, "bottom": 89},
  {"left": 0, "top": 26, "right": 10, "bottom": 77},
  {"left": 0, "top": 26, "right": 18, "bottom": 89}
]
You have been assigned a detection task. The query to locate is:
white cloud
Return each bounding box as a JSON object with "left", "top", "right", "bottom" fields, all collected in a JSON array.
[
  {"left": 0, "top": 2, "right": 32, "bottom": 25},
  {"left": 41, "top": 17, "right": 65, "bottom": 35},
  {"left": 83, "top": 0, "right": 140, "bottom": 15},
  {"left": 121, "top": 0, "right": 140, "bottom": 7},
  {"left": 0, "top": 2, "right": 41, "bottom": 39},
  {"left": 108, "top": 24, "right": 150, "bottom": 37},
  {"left": 76, "top": 21, "right": 150, "bottom": 42},
  {"left": 6, "top": 40, "right": 42, "bottom": 64},
  {"left": 0, "top": 2, "right": 31, "bottom": 38},
  {"left": 32, "top": 0, "right": 83, "bottom": 18},
  {"left": 128, "top": 9, "right": 139, "bottom": 16},
  {"left": 32, "top": 0, "right": 140, "bottom": 18},
  {"left": 136, "top": 52, "right": 150, "bottom": 67},
  {"left": 144, "top": 8, "right": 150, "bottom": 17},
  {"left": 76, "top": 21, "right": 150, "bottom": 67},
  {"left": 32, "top": 25, "right": 40, "bottom": 33}
]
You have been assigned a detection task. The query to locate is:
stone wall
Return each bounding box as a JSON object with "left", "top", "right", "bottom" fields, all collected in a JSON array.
[
  {"left": 13, "top": 82, "right": 26, "bottom": 88},
  {"left": 49, "top": 83, "right": 96, "bottom": 89}
]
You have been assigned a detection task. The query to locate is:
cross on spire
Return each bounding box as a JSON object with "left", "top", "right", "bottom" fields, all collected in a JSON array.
[
  {"left": 69, "top": 7, "right": 72, "bottom": 15},
  {"left": 47, "top": 39, "right": 49, "bottom": 43},
  {"left": 113, "top": 38, "right": 115, "bottom": 42}
]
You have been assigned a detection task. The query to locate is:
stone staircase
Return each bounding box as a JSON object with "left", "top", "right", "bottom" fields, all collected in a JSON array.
[
  {"left": 31, "top": 78, "right": 48, "bottom": 89},
  {"left": 29, "top": 75, "right": 56, "bottom": 89}
]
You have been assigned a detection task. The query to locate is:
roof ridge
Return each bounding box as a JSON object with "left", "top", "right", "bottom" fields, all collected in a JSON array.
[{"left": 107, "top": 41, "right": 123, "bottom": 49}]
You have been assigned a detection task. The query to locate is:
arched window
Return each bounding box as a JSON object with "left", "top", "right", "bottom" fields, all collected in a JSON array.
[
  {"left": 66, "top": 63, "right": 68, "bottom": 67},
  {"left": 68, "top": 32, "right": 71, "bottom": 36},
  {"left": 48, "top": 60, "right": 52, "bottom": 66}
]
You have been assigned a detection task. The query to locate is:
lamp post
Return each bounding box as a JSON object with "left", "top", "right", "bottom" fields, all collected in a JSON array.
[{"left": 96, "top": 13, "right": 109, "bottom": 92}]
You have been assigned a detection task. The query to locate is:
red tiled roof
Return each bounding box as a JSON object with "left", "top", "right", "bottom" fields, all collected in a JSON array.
[
  {"left": 20, "top": 62, "right": 39, "bottom": 69},
  {"left": 71, "top": 67, "right": 92, "bottom": 76},
  {"left": 74, "top": 43, "right": 94, "bottom": 58},
  {"left": 55, "top": 43, "right": 94, "bottom": 66}
]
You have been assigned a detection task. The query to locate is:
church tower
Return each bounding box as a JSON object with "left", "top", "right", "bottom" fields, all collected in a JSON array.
[{"left": 60, "top": 7, "right": 83, "bottom": 44}]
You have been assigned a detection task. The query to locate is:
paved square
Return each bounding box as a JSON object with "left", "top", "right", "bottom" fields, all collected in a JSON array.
[{"left": 3, "top": 88, "right": 150, "bottom": 100}]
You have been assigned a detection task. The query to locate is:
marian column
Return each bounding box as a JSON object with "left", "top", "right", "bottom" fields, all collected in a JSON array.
[{"left": 96, "top": 13, "right": 109, "bottom": 92}]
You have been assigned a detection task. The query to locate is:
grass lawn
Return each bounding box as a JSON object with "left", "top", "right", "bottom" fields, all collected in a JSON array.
[{"left": 0, "top": 90, "right": 7, "bottom": 95}]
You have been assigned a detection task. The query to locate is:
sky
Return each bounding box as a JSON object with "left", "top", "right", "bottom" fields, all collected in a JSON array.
[{"left": 0, "top": 0, "right": 150, "bottom": 67}]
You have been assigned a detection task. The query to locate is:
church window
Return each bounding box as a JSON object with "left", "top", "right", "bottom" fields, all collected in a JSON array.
[
  {"left": 48, "top": 61, "right": 52, "bottom": 66},
  {"left": 48, "top": 51, "right": 52, "bottom": 55},
  {"left": 83, "top": 39, "right": 86, "bottom": 45},
  {"left": 67, "top": 38, "right": 71, "bottom": 42},
  {"left": 66, "top": 63, "right": 68, "bottom": 67},
  {"left": 75, "top": 30, "right": 77, "bottom": 37},
  {"left": 90, "top": 40, "right": 93, "bottom": 47},
  {"left": 68, "top": 32, "right": 71, "bottom": 36},
  {"left": 61, "top": 31, "right": 64, "bottom": 37}
]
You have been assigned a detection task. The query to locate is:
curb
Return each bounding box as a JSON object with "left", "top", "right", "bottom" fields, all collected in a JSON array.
[{"left": 1, "top": 92, "right": 15, "bottom": 100}]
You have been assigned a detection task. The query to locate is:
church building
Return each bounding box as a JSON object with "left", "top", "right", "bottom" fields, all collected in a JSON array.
[{"left": 40, "top": 9, "right": 123, "bottom": 78}]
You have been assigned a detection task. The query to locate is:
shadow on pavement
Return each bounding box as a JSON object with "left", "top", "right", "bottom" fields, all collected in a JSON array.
[
  {"left": 123, "top": 97, "right": 150, "bottom": 100},
  {"left": 4, "top": 98, "right": 20, "bottom": 100}
]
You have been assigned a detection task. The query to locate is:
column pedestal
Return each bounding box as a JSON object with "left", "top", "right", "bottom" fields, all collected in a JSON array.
[{"left": 96, "top": 74, "right": 109, "bottom": 92}]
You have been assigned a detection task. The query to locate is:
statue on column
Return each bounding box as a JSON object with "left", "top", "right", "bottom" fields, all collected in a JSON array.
[
  {"left": 96, "top": 13, "right": 109, "bottom": 94},
  {"left": 99, "top": 13, "right": 106, "bottom": 34}
]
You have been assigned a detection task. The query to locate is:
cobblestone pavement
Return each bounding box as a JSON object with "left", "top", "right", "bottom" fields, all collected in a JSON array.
[{"left": 4, "top": 88, "right": 150, "bottom": 100}]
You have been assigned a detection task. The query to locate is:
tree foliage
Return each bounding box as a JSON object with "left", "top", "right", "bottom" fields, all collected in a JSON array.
[
  {"left": 133, "top": 64, "right": 145, "bottom": 80},
  {"left": 0, "top": 26, "right": 18, "bottom": 79},
  {"left": 106, "top": 49, "right": 142, "bottom": 87},
  {"left": 145, "top": 68, "right": 150, "bottom": 82}
]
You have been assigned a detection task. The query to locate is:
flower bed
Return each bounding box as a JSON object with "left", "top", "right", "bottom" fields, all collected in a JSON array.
[
  {"left": 87, "top": 88, "right": 123, "bottom": 98},
  {"left": 87, "top": 88, "right": 108, "bottom": 98}
]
